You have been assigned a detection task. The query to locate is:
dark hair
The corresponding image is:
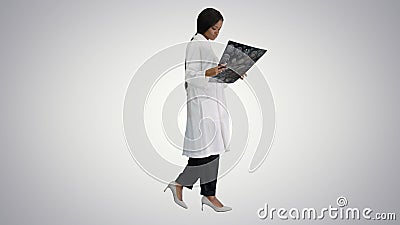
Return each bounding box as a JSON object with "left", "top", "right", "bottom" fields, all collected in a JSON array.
[{"left": 196, "top": 8, "right": 224, "bottom": 35}]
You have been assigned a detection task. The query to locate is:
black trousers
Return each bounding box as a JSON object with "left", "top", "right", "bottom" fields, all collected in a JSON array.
[{"left": 175, "top": 154, "right": 220, "bottom": 196}]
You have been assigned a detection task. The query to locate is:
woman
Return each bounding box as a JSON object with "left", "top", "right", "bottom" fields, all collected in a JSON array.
[{"left": 164, "top": 8, "right": 245, "bottom": 212}]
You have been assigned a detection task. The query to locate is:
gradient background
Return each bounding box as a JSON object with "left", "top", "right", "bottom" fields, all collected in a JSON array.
[{"left": 0, "top": 0, "right": 399, "bottom": 224}]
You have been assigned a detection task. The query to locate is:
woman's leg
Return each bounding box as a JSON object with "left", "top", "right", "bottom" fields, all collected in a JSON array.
[
  {"left": 199, "top": 154, "right": 219, "bottom": 196},
  {"left": 174, "top": 154, "right": 220, "bottom": 200},
  {"left": 176, "top": 154, "right": 219, "bottom": 188},
  {"left": 175, "top": 157, "right": 203, "bottom": 190},
  {"left": 199, "top": 154, "right": 225, "bottom": 208},
  {"left": 174, "top": 155, "right": 205, "bottom": 200}
]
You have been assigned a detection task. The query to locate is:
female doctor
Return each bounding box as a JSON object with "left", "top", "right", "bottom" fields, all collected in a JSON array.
[{"left": 163, "top": 8, "right": 246, "bottom": 212}]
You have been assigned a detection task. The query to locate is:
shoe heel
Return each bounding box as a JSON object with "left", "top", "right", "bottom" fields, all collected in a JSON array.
[
  {"left": 165, "top": 181, "right": 188, "bottom": 209},
  {"left": 201, "top": 203, "right": 204, "bottom": 211}
]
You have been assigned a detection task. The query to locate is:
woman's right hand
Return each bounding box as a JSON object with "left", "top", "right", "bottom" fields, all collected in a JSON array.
[{"left": 205, "top": 63, "right": 227, "bottom": 77}]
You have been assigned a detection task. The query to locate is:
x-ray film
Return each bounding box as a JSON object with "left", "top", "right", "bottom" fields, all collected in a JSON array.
[{"left": 209, "top": 40, "right": 267, "bottom": 83}]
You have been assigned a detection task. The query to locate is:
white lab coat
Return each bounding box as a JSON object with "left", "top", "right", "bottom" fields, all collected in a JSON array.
[{"left": 182, "top": 33, "right": 231, "bottom": 158}]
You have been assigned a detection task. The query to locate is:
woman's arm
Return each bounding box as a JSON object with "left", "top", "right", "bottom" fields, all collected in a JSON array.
[
  {"left": 185, "top": 42, "right": 209, "bottom": 89},
  {"left": 185, "top": 42, "right": 226, "bottom": 89}
]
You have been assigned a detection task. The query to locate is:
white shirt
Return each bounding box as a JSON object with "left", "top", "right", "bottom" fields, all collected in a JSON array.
[{"left": 182, "top": 33, "right": 231, "bottom": 158}]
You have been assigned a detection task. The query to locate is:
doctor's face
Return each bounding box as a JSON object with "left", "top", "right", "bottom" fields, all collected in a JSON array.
[{"left": 203, "top": 19, "right": 223, "bottom": 40}]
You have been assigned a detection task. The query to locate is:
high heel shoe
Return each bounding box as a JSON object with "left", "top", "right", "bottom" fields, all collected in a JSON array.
[
  {"left": 201, "top": 196, "right": 232, "bottom": 212},
  {"left": 163, "top": 181, "right": 188, "bottom": 209}
]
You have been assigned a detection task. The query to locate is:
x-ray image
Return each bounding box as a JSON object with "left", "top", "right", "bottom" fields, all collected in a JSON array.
[{"left": 209, "top": 40, "right": 267, "bottom": 83}]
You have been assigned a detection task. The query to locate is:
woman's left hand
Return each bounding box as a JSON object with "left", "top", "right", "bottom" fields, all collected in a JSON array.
[{"left": 240, "top": 73, "right": 247, "bottom": 80}]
